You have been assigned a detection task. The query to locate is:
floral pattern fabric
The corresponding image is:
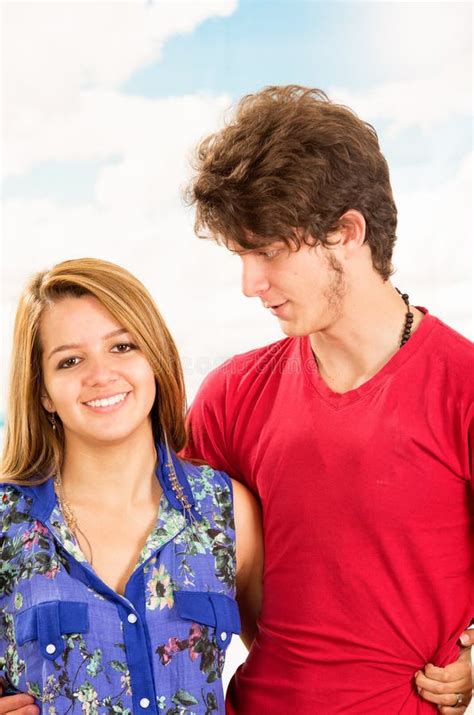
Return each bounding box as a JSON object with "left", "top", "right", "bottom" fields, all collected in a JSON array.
[{"left": 0, "top": 451, "right": 237, "bottom": 714}]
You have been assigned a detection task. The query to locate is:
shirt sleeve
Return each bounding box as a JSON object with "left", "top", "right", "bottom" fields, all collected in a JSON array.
[
  {"left": 466, "top": 405, "right": 474, "bottom": 625},
  {"left": 470, "top": 416, "right": 473, "bottom": 488},
  {"left": 0, "top": 627, "right": 8, "bottom": 689},
  {"left": 184, "top": 365, "right": 243, "bottom": 481},
  {"left": 0, "top": 628, "right": 19, "bottom": 695},
  {"left": 466, "top": 403, "right": 474, "bottom": 491}
]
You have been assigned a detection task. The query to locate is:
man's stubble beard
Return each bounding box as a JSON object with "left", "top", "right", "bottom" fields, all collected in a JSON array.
[{"left": 323, "top": 252, "right": 347, "bottom": 325}]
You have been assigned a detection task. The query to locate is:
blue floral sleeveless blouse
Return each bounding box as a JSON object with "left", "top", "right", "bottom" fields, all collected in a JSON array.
[{"left": 0, "top": 443, "right": 240, "bottom": 714}]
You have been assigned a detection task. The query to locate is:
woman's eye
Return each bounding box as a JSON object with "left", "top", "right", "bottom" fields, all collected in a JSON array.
[
  {"left": 58, "top": 357, "right": 80, "bottom": 369},
  {"left": 111, "top": 343, "right": 137, "bottom": 353}
]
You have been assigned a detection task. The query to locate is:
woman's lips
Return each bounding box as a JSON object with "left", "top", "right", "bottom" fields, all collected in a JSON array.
[{"left": 82, "top": 391, "right": 130, "bottom": 414}]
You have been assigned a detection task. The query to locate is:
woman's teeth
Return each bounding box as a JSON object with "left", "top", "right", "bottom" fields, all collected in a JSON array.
[{"left": 85, "top": 393, "right": 128, "bottom": 408}]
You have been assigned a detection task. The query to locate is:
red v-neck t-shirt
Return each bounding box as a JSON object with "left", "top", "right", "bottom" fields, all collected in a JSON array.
[{"left": 185, "top": 312, "right": 474, "bottom": 714}]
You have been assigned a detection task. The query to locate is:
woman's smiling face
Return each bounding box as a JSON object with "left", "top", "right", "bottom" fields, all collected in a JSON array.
[{"left": 40, "top": 294, "right": 157, "bottom": 448}]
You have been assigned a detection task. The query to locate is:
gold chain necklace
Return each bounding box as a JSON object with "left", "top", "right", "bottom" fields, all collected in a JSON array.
[
  {"left": 53, "top": 437, "right": 195, "bottom": 567},
  {"left": 54, "top": 472, "right": 95, "bottom": 566}
]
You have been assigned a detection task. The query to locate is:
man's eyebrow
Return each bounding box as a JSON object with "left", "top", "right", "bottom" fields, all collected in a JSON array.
[
  {"left": 47, "top": 328, "right": 129, "bottom": 360},
  {"left": 229, "top": 248, "right": 251, "bottom": 256},
  {"left": 229, "top": 247, "right": 264, "bottom": 256},
  {"left": 229, "top": 242, "right": 285, "bottom": 256}
]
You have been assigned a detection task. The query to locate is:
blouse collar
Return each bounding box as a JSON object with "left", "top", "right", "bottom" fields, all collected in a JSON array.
[{"left": 22, "top": 441, "right": 198, "bottom": 524}]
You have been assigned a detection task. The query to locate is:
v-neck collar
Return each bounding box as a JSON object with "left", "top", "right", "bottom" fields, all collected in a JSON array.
[
  {"left": 46, "top": 488, "right": 186, "bottom": 572},
  {"left": 300, "top": 308, "right": 437, "bottom": 409}
]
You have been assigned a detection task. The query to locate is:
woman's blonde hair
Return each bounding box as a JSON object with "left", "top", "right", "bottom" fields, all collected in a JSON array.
[{"left": 2, "top": 258, "right": 187, "bottom": 485}]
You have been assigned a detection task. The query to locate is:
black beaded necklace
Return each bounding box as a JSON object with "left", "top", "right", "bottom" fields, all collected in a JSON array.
[{"left": 396, "top": 288, "right": 414, "bottom": 347}]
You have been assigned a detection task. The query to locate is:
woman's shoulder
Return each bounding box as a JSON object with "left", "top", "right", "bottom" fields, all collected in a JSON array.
[
  {"left": 182, "top": 460, "right": 232, "bottom": 491},
  {"left": 180, "top": 460, "right": 259, "bottom": 509},
  {"left": 180, "top": 460, "right": 234, "bottom": 519},
  {"left": 0, "top": 483, "right": 34, "bottom": 534}
]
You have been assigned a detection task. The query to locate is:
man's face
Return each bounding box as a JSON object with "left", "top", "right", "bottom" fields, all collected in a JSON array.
[{"left": 230, "top": 239, "right": 347, "bottom": 337}]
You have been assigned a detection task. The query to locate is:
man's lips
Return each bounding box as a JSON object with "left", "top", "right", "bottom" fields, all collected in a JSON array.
[
  {"left": 264, "top": 300, "right": 289, "bottom": 316},
  {"left": 263, "top": 300, "right": 287, "bottom": 309}
]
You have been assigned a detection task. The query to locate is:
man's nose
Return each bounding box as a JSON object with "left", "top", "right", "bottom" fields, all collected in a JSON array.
[{"left": 241, "top": 258, "right": 270, "bottom": 298}]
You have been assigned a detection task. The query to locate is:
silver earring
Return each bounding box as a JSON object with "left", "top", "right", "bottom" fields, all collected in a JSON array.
[{"left": 50, "top": 413, "right": 57, "bottom": 431}]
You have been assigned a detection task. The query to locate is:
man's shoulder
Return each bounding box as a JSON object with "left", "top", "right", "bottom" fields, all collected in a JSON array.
[
  {"left": 430, "top": 316, "right": 473, "bottom": 367},
  {"left": 206, "top": 336, "right": 299, "bottom": 388},
  {"left": 426, "top": 316, "right": 474, "bottom": 402}
]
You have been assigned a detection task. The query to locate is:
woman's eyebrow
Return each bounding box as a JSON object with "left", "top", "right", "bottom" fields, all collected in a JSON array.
[{"left": 47, "top": 328, "right": 129, "bottom": 360}]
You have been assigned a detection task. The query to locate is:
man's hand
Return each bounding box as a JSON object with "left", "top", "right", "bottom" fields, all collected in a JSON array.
[
  {"left": 0, "top": 682, "right": 39, "bottom": 715},
  {"left": 415, "top": 646, "right": 473, "bottom": 714},
  {"left": 459, "top": 630, "right": 474, "bottom": 648}
]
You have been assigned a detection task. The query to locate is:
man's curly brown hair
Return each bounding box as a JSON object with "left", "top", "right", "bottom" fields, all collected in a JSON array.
[{"left": 186, "top": 85, "right": 397, "bottom": 280}]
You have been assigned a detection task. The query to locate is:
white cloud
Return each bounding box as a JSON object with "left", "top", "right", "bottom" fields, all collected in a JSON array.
[
  {"left": 5, "top": 88, "right": 232, "bottom": 198},
  {"left": 392, "top": 151, "right": 472, "bottom": 335},
  {"left": 3, "top": 0, "right": 237, "bottom": 174},
  {"left": 330, "top": 2, "right": 472, "bottom": 134},
  {"left": 330, "top": 49, "right": 471, "bottom": 134},
  {"left": 93, "top": 92, "right": 232, "bottom": 214},
  {"left": 394, "top": 151, "right": 472, "bottom": 275},
  {"left": 366, "top": 2, "right": 471, "bottom": 78},
  {"left": 1, "top": 90, "right": 234, "bottom": 297}
]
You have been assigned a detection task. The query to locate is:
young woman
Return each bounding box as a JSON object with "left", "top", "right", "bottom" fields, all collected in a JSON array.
[
  {"left": 0, "top": 258, "right": 471, "bottom": 714},
  {"left": 0, "top": 258, "right": 262, "bottom": 714}
]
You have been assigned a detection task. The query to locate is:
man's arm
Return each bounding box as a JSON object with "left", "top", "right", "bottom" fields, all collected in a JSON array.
[
  {"left": 416, "top": 389, "right": 473, "bottom": 711},
  {"left": 233, "top": 479, "right": 264, "bottom": 649},
  {"left": 184, "top": 364, "right": 244, "bottom": 480}
]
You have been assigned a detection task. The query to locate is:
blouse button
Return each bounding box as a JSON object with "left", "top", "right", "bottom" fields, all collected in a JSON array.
[
  {"left": 220, "top": 631, "right": 228, "bottom": 640},
  {"left": 45, "top": 643, "right": 56, "bottom": 654},
  {"left": 127, "top": 613, "right": 138, "bottom": 624},
  {"left": 139, "top": 698, "right": 150, "bottom": 708}
]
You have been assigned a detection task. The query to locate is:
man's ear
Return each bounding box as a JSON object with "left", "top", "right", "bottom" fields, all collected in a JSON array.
[{"left": 337, "top": 209, "right": 366, "bottom": 251}]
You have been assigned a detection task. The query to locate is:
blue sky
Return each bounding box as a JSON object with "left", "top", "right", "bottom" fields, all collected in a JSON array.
[
  {"left": 124, "top": 1, "right": 377, "bottom": 97},
  {"left": 123, "top": 1, "right": 469, "bottom": 98},
  {"left": 4, "top": 1, "right": 471, "bottom": 205}
]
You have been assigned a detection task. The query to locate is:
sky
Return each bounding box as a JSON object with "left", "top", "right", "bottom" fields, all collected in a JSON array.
[{"left": 2, "top": 0, "right": 472, "bottom": 408}]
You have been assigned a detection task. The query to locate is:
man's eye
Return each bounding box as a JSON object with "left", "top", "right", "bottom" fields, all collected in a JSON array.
[
  {"left": 260, "top": 249, "right": 280, "bottom": 259},
  {"left": 58, "top": 357, "right": 80, "bottom": 369}
]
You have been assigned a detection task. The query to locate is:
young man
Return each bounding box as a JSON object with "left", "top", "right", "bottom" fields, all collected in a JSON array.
[{"left": 183, "top": 86, "right": 474, "bottom": 713}]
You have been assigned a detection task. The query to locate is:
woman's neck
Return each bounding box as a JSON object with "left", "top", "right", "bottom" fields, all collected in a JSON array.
[{"left": 60, "top": 423, "right": 159, "bottom": 507}]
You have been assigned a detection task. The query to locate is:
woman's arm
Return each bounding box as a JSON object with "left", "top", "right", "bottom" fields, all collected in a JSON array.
[{"left": 232, "top": 479, "right": 264, "bottom": 650}]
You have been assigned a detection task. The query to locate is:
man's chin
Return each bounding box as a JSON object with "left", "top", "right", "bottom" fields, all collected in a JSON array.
[{"left": 278, "top": 319, "right": 307, "bottom": 338}]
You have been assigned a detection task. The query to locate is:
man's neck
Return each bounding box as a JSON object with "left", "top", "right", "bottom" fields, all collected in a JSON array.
[{"left": 309, "top": 282, "right": 424, "bottom": 393}]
